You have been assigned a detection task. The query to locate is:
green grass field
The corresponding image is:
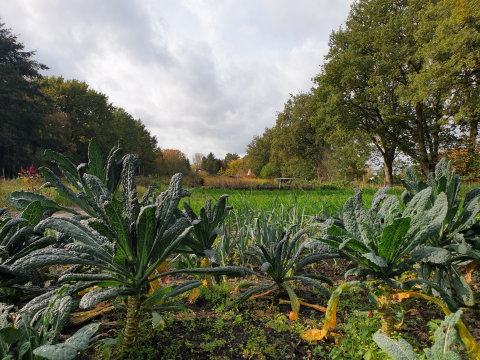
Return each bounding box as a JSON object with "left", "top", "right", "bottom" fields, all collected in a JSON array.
[
  {"left": 2, "top": 176, "right": 478, "bottom": 217},
  {"left": 184, "top": 187, "right": 401, "bottom": 213}
]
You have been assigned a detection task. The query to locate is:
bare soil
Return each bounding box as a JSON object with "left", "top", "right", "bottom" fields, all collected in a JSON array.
[{"left": 75, "top": 259, "right": 480, "bottom": 360}]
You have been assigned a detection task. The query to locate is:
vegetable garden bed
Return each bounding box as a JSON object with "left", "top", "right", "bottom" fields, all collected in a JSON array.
[{"left": 1, "top": 140, "right": 479, "bottom": 360}]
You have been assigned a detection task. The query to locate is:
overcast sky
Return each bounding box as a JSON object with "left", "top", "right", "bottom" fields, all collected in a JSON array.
[{"left": 2, "top": 0, "right": 354, "bottom": 160}]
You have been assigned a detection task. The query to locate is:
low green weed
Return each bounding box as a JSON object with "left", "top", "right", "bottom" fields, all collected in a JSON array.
[
  {"left": 266, "top": 314, "right": 290, "bottom": 333},
  {"left": 200, "top": 338, "right": 227, "bottom": 353},
  {"left": 197, "top": 281, "right": 234, "bottom": 309},
  {"left": 329, "top": 314, "right": 387, "bottom": 360}
]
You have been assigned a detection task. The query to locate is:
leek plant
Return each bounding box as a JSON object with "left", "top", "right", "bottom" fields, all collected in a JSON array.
[{"left": 179, "top": 195, "right": 233, "bottom": 288}]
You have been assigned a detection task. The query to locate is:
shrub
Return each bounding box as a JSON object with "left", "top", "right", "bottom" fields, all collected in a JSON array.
[{"left": 260, "top": 163, "right": 278, "bottom": 179}]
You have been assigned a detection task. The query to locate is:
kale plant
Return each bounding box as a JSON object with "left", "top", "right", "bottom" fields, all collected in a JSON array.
[
  {"left": 302, "top": 187, "right": 458, "bottom": 335},
  {"left": 0, "top": 289, "right": 99, "bottom": 360},
  {"left": 0, "top": 201, "right": 73, "bottom": 301},
  {"left": 10, "top": 154, "right": 245, "bottom": 355},
  {"left": 233, "top": 224, "right": 332, "bottom": 319},
  {"left": 374, "top": 310, "right": 480, "bottom": 360},
  {"left": 179, "top": 195, "right": 233, "bottom": 287},
  {"left": 400, "top": 159, "right": 480, "bottom": 305}
]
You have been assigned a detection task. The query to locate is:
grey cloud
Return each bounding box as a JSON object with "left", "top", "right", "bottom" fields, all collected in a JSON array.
[{"left": 2, "top": 0, "right": 354, "bottom": 160}]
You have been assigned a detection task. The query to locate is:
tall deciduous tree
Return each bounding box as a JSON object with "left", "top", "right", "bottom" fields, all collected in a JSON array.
[
  {"left": 413, "top": 0, "right": 480, "bottom": 173},
  {"left": 271, "top": 92, "right": 330, "bottom": 180},
  {"left": 39, "top": 76, "right": 117, "bottom": 164},
  {"left": 0, "top": 21, "right": 49, "bottom": 178},
  {"left": 245, "top": 128, "right": 274, "bottom": 177},
  {"left": 111, "top": 107, "right": 159, "bottom": 174},
  {"left": 161, "top": 149, "right": 191, "bottom": 176},
  {"left": 316, "top": 0, "right": 456, "bottom": 184},
  {"left": 191, "top": 153, "right": 204, "bottom": 170}
]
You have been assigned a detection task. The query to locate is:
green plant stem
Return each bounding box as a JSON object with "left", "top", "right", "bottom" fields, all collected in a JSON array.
[{"left": 121, "top": 294, "right": 142, "bottom": 356}]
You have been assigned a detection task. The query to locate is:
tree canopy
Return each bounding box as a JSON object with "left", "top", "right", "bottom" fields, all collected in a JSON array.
[
  {"left": 0, "top": 22, "right": 161, "bottom": 178},
  {"left": 0, "top": 21, "right": 49, "bottom": 178},
  {"left": 201, "top": 152, "right": 223, "bottom": 174},
  {"left": 243, "top": 0, "right": 480, "bottom": 184},
  {"left": 160, "top": 149, "right": 191, "bottom": 176}
]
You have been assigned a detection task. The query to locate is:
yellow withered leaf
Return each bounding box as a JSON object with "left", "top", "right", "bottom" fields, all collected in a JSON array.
[
  {"left": 392, "top": 292, "right": 450, "bottom": 315},
  {"left": 302, "top": 282, "right": 355, "bottom": 342},
  {"left": 39, "top": 265, "right": 51, "bottom": 274},
  {"left": 188, "top": 287, "right": 201, "bottom": 303},
  {"left": 70, "top": 305, "right": 115, "bottom": 325},
  {"left": 289, "top": 311, "right": 298, "bottom": 321},
  {"left": 300, "top": 302, "right": 327, "bottom": 313},
  {"left": 156, "top": 260, "right": 170, "bottom": 283},
  {"left": 327, "top": 298, "right": 339, "bottom": 330},
  {"left": 201, "top": 257, "right": 210, "bottom": 268},
  {"left": 279, "top": 299, "right": 326, "bottom": 313},
  {"left": 149, "top": 260, "right": 170, "bottom": 294},
  {"left": 149, "top": 279, "right": 161, "bottom": 294},
  {"left": 301, "top": 329, "right": 324, "bottom": 342},
  {"left": 77, "top": 285, "right": 100, "bottom": 297},
  {"left": 458, "top": 320, "right": 480, "bottom": 360},
  {"left": 465, "top": 261, "right": 479, "bottom": 284},
  {"left": 247, "top": 286, "right": 278, "bottom": 301}
]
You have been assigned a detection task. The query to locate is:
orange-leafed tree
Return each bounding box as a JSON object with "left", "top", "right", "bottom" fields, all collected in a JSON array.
[{"left": 161, "top": 149, "right": 191, "bottom": 176}]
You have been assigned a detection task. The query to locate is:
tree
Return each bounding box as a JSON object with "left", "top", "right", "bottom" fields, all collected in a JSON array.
[
  {"left": 0, "top": 21, "right": 49, "bottom": 178},
  {"left": 191, "top": 152, "right": 204, "bottom": 170},
  {"left": 224, "top": 153, "right": 239, "bottom": 167},
  {"left": 39, "top": 76, "right": 117, "bottom": 164},
  {"left": 316, "top": 0, "right": 457, "bottom": 184},
  {"left": 245, "top": 128, "right": 274, "bottom": 177},
  {"left": 226, "top": 158, "right": 246, "bottom": 175},
  {"left": 38, "top": 78, "right": 160, "bottom": 175},
  {"left": 201, "top": 152, "right": 222, "bottom": 174},
  {"left": 161, "top": 149, "right": 191, "bottom": 176},
  {"left": 413, "top": 0, "right": 480, "bottom": 173},
  {"left": 270, "top": 92, "right": 331, "bottom": 180},
  {"left": 111, "top": 107, "right": 159, "bottom": 174},
  {"left": 260, "top": 162, "right": 278, "bottom": 179}
]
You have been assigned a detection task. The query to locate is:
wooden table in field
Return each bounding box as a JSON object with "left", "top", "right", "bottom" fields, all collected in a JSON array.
[{"left": 275, "top": 178, "right": 295, "bottom": 189}]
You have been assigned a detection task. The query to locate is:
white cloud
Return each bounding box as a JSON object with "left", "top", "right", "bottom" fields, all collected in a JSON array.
[{"left": 2, "top": 0, "right": 354, "bottom": 159}]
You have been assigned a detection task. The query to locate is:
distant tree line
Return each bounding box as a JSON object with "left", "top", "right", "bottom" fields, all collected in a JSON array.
[
  {"left": 244, "top": 0, "right": 480, "bottom": 186},
  {"left": 0, "top": 21, "right": 194, "bottom": 179}
]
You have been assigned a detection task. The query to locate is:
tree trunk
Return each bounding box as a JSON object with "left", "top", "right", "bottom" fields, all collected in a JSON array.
[
  {"left": 121, "top": 294, "right": 142, "bottom": 356},
  {"left": 414, "top": 103, "right": 435, "bottom": 175},
  {"left": 316, "top": 145, "right": 331, "bottom": 182},
  {"left": 316, "top": 153, "right": 324, "bottom": 182},
  {"left": 383, "top": 147, "right": 395, "bottom": 187},
  {"left": 467, "top": 120, "right": 479, "bottom": 174}
]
